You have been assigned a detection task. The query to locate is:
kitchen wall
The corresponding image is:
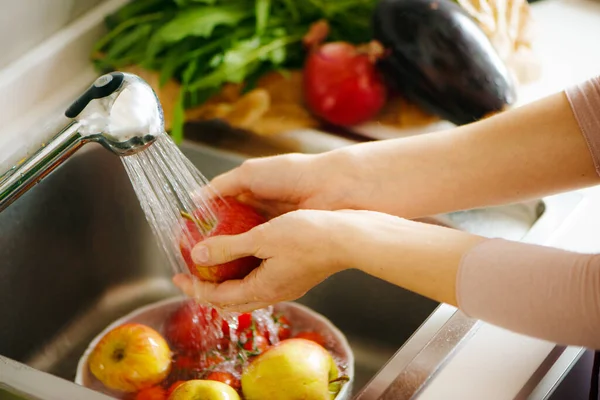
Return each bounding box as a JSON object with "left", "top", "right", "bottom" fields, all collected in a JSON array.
[{"left": 0, "top": 0, "right": 107, "bottom": 68}]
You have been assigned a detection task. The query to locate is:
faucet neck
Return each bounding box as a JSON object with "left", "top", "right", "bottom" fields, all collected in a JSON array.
[{"left": 0, "top": 121, "right": 84, "bottom": 212}]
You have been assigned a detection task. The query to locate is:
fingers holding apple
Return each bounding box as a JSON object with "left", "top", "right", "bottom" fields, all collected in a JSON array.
[{"left": 178, "top": 196, "right": 266, "bottom": 283}]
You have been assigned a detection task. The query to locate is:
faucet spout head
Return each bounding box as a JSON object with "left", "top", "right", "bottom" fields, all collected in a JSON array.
[{"left": 65, "top": 72, "right": 163, "bottom": 156}]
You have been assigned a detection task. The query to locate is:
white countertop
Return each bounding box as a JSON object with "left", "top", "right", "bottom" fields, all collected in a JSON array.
[{"left": 416, "top": 0, "right": 600, "bottom": 398}]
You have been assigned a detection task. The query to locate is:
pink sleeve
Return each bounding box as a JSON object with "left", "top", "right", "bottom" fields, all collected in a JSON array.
[
  {"left": 456, "top": 77, "right": 600, "bottom": 348},
  {"left": 565, "top": 75, "right": 600, "bottom": 177},
  {"left": 457, "top": 239, "right": 600, "bottom": 348}
]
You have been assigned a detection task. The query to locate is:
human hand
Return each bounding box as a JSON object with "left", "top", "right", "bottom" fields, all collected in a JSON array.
[
  {"left": 206, "top": 150, "right": 367, "bottom": 218},
  {"left": 172, "top": 209, "right": 355, "bottom": 312},
  {"left": 172, "top": 208, "right": 485, "bottom": 311}
]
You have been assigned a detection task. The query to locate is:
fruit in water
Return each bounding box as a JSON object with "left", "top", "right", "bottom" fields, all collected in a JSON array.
[
  {"left": 88, "top": 323, "right": 172, "bottom": 393},
  {"left": 172, "top": 352, "right": 226, "bottom": 379},
  {"left": 294, "top": 331, "right": 327, "bottom": 347},
  {"left": 222, "top": 313, "right": 267, "bottom": 340},
  {"left": 135, "top": 386, "right": 167, "bottom": 400},
  {"left": 237, "top": 313, "right": 253, "bottom": 332},
  {"left": 172, "top": 355, "right": 204, "bottom": 377},
  {"left": 167, "top": 381, "right": 187, "bottom": 397},
  {"left": 179, "top": 196, "right": 266, "bottom": 283},
  {"left": 240, "top": 332, "right": 269, "bottom": 353},
  {"left": 205, "top": 371, "right": 241, "bottom": 391},
  {"left": 165, "top": 301, "right": 224, "bottom": 352},
  {"left": 274, "top": 315, "right": 292, "bottom": 341},
  {"left": 169, "top": 380, "right": 241, "bottom": 400},
  {"left": 303, "top": 20, "right": 387, "bottom": 127},
  {"left": 241, "top": 338, "right": 340, "bottom": 400}
]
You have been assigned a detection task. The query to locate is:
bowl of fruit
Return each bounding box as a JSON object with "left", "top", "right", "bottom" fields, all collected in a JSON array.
[{"left": 75, "top": 296, "right": 354, "bottom": 400}]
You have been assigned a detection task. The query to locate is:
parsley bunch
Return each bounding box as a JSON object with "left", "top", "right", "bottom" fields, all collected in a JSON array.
[{"left": 93, "top": 0, "right": 378, "bottom": 142}]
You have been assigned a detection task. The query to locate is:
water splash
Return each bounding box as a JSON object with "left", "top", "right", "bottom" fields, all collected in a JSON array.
[
  {"left": 121, "top": 133, "right": 219, "bottom": 275},
  {"left": 120, "top": 132, "right": 281, "bottom": 370}
]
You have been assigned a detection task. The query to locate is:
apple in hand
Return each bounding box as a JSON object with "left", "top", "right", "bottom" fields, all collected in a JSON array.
[
  {"left": 168, "top": 379, "right": 240, "bottom": 400},
  {"left": 88, "top": 323, "right": 172, "bottom": 393},
  {"left": 241, "top": 338, "right": 341, "bottom": 400},
  {"left": 179, "top": 196, "right": 266, "bottom": 283}
]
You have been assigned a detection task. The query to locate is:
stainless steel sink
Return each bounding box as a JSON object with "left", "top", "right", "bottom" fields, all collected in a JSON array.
[{"left": 0, "top": 139, "right": 584, "bottom": 399}]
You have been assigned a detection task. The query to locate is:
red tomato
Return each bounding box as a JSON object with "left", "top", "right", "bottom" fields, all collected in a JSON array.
[
  {"left": 295, "top": 331, "right": 327, "bottom": 347},
  {"left": 242, "top": 333, "right": 269, "bottom": 352},
  {"left": 135, "top": 386, "right": 166, "bottom": 400},
  {"left": 276, "top": 315, "right": 292, "bottom": 341},
  {"left": 205, "top": 371, "right": 241, "bottom": 391},
  {"left": 237, "top": 313, "right": 253, "bottom": 332},
  {"left": 221, "top": 312, "right": 254, "bottom": 339},
  {"left": 204, "top": 352, "right": 226, "bottom": 369}
]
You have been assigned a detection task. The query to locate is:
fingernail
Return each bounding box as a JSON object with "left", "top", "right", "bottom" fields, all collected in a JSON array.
[{"left": 192, "top": 245, "right": 210, "bottom": 264}]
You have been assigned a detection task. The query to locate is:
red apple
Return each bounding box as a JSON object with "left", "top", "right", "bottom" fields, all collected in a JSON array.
[
  {"left": 205, "top": 371, "right": 241, "bottom": 391},
  {"left": 294, "top": 331, "right": 327, "bottom": 348},
  {"left": 179, "top": 196, "right": 266, "bottom": 283},
  {"left": 135, "top": 386, "right": 167, "bottom": 400},
  {"left": 172, "top": 355, "right": 204, "bottom": 378},
  {"left": 167, "top": 381, "right": 187, "bottom": 397},
  {"left": 274, "top": 315, "right": 292, "bottom": 341},
  {"left": 87, "top": 323, "right": 172, "bottom": 393},
  {"left": 165, "top": 301, "right": 224, "bottom": 352},
  {"left": 172, "top": 352, "right": 226, "bottom": 379}
]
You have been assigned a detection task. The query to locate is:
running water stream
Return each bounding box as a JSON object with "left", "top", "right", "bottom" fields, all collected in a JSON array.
[{"left": 121, "top": 133, "right": 280, "bottom": 378}]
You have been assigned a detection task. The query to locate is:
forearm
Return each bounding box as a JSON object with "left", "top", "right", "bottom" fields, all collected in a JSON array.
[
  {"left": 459, "top": 239, "right": 600, "bottom": 348},
  {"left": 349, "top": 217, "right": 600, "bottom": 348},
  {"left": 341, "top": 83, "right": 600, "bottom": 219},
  {"left": 346, "top": 216, "right": 485, "bottom": 305}
]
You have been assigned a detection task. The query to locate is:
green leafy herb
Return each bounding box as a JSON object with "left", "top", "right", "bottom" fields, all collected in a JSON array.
[{"left": 93, "top": 0, "right": 378, "bottom": 143}]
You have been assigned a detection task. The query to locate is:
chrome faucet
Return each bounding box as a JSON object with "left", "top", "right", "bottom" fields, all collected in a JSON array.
[{"left": 0, "top": 72, "right": 164, "bottom": 212}]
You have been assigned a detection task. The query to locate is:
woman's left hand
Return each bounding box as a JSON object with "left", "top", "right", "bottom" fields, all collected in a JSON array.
[
  {"left": 172, "top": 209, "right": 485, "bottom": 312},
  {"left": 172, "top": 209, "right": 357, "bottom": 312}
]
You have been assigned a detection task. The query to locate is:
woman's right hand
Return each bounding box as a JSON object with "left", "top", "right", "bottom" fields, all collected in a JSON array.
[{"left": 207, "top": 150, "right": 368, "bottom": 217}]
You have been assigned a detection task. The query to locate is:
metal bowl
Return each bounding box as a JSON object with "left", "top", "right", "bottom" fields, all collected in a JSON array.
[{"left": 75, "top": 296, "right": 355, "bottom": 399}]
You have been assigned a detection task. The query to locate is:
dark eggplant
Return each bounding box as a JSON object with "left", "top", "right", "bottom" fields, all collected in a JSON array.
[{"left": 373, "top": 0, "right": 517, "bottom": 126}]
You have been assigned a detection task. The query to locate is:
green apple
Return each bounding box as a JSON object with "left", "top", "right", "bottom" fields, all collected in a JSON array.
[
  {"left": 168, "top": 379, "right": 240, "bottom": 400},
  {"left": 241, "top": 338, "right": 341, "bottom": 400}
]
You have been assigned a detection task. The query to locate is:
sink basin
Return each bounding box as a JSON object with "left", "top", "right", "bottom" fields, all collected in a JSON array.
[{"left": 0, "top": 139, "right": 583, "bottom": 398}]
